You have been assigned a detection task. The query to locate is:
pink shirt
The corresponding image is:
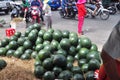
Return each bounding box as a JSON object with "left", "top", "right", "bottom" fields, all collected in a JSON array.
[{"left": 77, "top": 0, "right": 86, "bottom": 4}]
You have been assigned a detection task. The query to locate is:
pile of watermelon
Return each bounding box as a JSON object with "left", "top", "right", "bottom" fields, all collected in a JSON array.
[{"left": 0, "top": 23, "right": 101, "bottom": 80}]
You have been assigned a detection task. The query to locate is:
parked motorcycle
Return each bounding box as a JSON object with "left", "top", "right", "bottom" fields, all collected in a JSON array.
[
  {"left": 59, "top": 1, "right": 77, "bottom": 19},
  {"left": 30, "top": 6, "right": 40, "bottom": 23},
  {"left": 107, "top": 2, "right": 120, "bottom": 15},
  {"left": 85, "top": 1, "right": 110, "bottom": 20},
  {"left": 10, "top": 4, "right": 22, "bottom": 19}
]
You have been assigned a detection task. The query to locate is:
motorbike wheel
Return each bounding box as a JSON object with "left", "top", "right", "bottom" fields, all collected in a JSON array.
[
  {"left": 108, "top": 6, "right": 117, "bottom": 15},
  {"left": 59, "top": 10, "right": 65, "bottom": 18},
  {"left": 100, "top": 11, "right": 110, "bottom": 20}
]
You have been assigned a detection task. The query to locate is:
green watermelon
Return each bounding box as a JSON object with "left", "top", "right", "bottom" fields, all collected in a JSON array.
[
  {"left": 6, "top": 50, "right": 15, "bottom": 57},
  {"left": 38, "top": 49, "right": 51, "bottom": 61},
  {"left": 71, "top": 66, "right": 82, "bottom": 74},
  {"left": 14, "top": 32, "right": 21, "bottom": 38},
  {"left": 38, "top": 29, "right": 46, "bottom": 38},
  {"left": 34, "top": 66, "right": 45, "bottom": 78},
  {"left": 35, "top": 37, "right": 43, "bottom": 45},
  {"left": 53, "top": 54, "right": 67, "bottom": 68},
  {"left": 56, "top": 49, "right": 67, "bottom": 57},
  {"left": 43, "top": 32, "right": 53, "bottom": 41},
  {"left": 73, "top": 74, "right": 84, "bottom": 80},
  {"left": 0, "top": 47, "right": 7, "bottom": 56},
  {"left": 35, "top": 44, "right": 44, "bottom": 52},
  {"left": 53, "top": 30, "right": 63, "bottom": 42},
  {"left": 43, "top": 71, "right": 55, "bottom": 80},
  {"left": 0, "top": 38, "right": 9, "bottom": 47},
  {"left": 78, "top": 48, "right": 89, "bottom": 59},
  {"left": 9, "top": 40, "right": 18, "bottom": 50},
  {"left": 58, "top": 70, "right": 73, "bottom": 80},
  {"left": 88, "top": 59, "right": 100, "bottom": 71},
  {"left": 62, "top": 30, "right": 70, "bottom": 38},
  {"left": 80, "top": 37, "right": 92, "bottom": 49},
  {"left": 0, "top": 59, "right": 7, "bottom": 70},
  {"left": 23, "top": 40, "right": 32, "bottom": 49},
  {"left": 60, "top": 38, "right": 71, "bottom": 50},
  {"left": 85, "top": 71, "right": 95, "bottom": 80},
  {"left": 42, "top": 58, "right": 53, "bottom": 70},
  {"left": 53, "top": 66, "right": 62, "bottom": 77}
]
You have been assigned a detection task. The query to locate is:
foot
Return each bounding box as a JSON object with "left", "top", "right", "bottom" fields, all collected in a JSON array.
[
  {"left": 42, "top": 22, "right": 45, "bottom": 25},
  {"left": 91, "top": 13, "right": 95, "bottom": 18},
  {"left": 78, "top": 33, "right": 82, "bottom": 37},
  {"left": 78, "top": 31, "right": 84, "bottom": 37},
  {"left": 66, "top": 14, "right": 69, "bottom": 17}
]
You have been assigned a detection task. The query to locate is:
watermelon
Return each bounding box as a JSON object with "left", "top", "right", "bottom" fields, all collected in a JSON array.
[
  {"left": 58, "top": 70, "right": 73, "bottom": 80},
  {"left": 53, "top": 54, "right": 67, "bottom": 68},
  {"left": 38, "top": 29, "right": 46, "bottom": 38},
  {"left": 73, "top": 74, "right": 84, "bottom": 80},
  {"left": 43, "top": 71, "right": 55, "bottom": 80},
  {"left": 80, "top": 37, "right": 92, "bottom": 49},
  {"left": 0, "top": 47, "right": 7, "bottom": 56},
  {"left": 38, "top": 49, "right": 51, "bottom": 61},
  {"left": 0, "top": 38, "right": 9, "bottom": 47},
  {"left": 53, "top": 30, "right": 63, "bottom": 42},
  {"left": 42, "top": 58, "right": 53, "bottom": 70},
  {"left": 78, "top": 48, "right": 89, "bottom": 59},
  {"left": 34, "top": 66, "right": 45, "bottom": 78},
  {"left": 60, "top": 38, "right": 71, "bottom": 50},
  {"left": 0, "top": 59, "right": 7, "bottom": 70},
  {"left": 62, "top": 30, "right": 70, "bottom": 38},
  {"left": 53, "top": 66, "right": 62, "bottom": 77},
  {"left": 43, "top": 32, "right": 53, "bottom": 41}
]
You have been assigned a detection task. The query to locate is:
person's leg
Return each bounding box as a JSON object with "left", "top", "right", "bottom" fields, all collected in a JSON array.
[
  {"left": 49, "top": 16, "right": 52, "bottom": 28},
  {"left": 45, "top": 16, "right": 49, "bottom": 29},
  {"left": 92, "top": 4, "right": 100, "bottom": 16},
  {"left": 47, "top": 16, "right": 52, "bottom": 29},
  {"left": 65, "top": 7, "right": 68, "bottom": 16},
  {"left": 78, "top": 16, "right": 84, "bottom": 36},
  {"left": 92, "top": 7, "right": 98, "bottom": 16},
  {"left": 40, "top": 10, "right": 45, "bottom": 24},
  {"left": 47, "top": 16, "right": 50, "bottom": 29}
]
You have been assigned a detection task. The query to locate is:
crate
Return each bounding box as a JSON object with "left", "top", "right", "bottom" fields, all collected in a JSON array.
[{"left": 6, "top": 28, "right": 15, "bottom": 37}]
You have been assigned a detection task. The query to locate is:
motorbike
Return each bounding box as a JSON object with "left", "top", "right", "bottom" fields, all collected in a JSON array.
[
  {"left": 59, "top": 1, "right": 78, "bottom": 19},
  {"left": 85, "top": 1, "right": 110, "bottom": 20},
  {"left": 107, "top": 2, "right": 120, "bottom": 15},
  {"left": 11, "top": 4, "right": 31, "bottom": 23},
  {"left": 30, "top": 6, "right": 40, "bottom": 23},
  {"left": 10, "top": 4, "right": 23, "bottom": 19}
]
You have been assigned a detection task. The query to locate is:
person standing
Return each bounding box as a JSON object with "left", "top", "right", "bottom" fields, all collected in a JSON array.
[
  {"left": 100, "top": 20, "right": 120, "bottom": 80},
  {"left": 39, "top": 0, "right": 45, "bottom": 25},
  {"left": 43, "top": 0, "right": 52, "bottom": 29},
  {"left": 21, "top": 0, "right": 30, "bottom": 20},
  {"left": 76, "top": 0, "right": 86, "bottom": 36}
]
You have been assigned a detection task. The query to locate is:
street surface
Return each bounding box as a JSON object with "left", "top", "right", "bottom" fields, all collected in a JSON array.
[{"left": 0, "top": 11, "right": 120, "bottom": 51}]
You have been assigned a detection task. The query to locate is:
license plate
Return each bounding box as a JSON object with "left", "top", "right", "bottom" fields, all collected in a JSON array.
[{"left": 2, "top": 7, "right": 7, "bottom": 9}]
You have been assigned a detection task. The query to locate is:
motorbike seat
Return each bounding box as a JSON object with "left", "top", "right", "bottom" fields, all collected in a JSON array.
[{"left": 86, "top": 5, "right": 95, "bottom": 11}]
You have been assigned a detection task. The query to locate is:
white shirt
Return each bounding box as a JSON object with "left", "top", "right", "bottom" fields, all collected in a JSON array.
[{"left": 43, "top": 3, "right": 52, "bottom": 16}]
